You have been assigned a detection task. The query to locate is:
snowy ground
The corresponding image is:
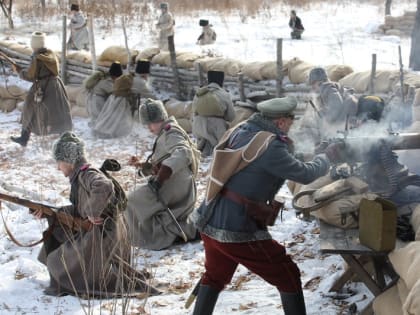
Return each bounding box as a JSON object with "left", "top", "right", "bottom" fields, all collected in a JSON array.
[{"left": 0, "top": 1, "right": 417, "bottom": 314}]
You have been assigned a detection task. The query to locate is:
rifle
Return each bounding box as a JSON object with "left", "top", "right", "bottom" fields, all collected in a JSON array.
[
  {"left": 308, "top": 100, "right": 322, "bottom": 118},
  {"left": 0, "top": 51, "right": 20, "bottom": 72},
  {"left": 0, "top": 192, "right": 92, "bottom": 232}
]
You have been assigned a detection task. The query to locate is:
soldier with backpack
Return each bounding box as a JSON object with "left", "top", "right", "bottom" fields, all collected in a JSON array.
[{"left": 191, "top": 70, "right": 235, "bottom": 156}]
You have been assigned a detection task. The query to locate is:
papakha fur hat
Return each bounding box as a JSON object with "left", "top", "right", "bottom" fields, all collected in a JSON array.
[
  {"left": 52, "top": 131, "right": 86, "bottom": 164},
  {"left": 139, "top": 99, "right": 168, "bottom": 125},
  {"left": 30, "top": 31, "right": 46, "bottom": 51}
]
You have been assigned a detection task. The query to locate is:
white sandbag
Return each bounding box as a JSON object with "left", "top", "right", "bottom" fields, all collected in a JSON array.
[
  {"left": 176, "top": 52, "right": 201, "bottom": 69},
  {"left": 8, "top": 42, "right": 32, "bottom": 56},
  {"left": 98, "top": 46, "right": 138, "bottom": 66},
  {"left": 389, "top": 241, "right": 420, "bottom": 291},
  {"left": 413, "top": 107, "right": 420, "bottom": 122},
  {"left": 151, "top": 51, "right": 170, "bottom": 66},
  {"left": 325, "top": 65, "right": 354, "bottom": 82},
  {"left": 71, "top": 105, "right": 89, "bottom": 118},
  {"left": 386, "top": 29, "right": 402, "bottom": 37},
  {"left": 372, "top": 284, "right": 403, "bottom": 315},
  {"left": 411, "top": 205, "right": 420, "bottom": 241},
  {"left": 404, "top": 74, "right": 420, "bottom": 89},
  {"left": 339, "top": 70, "right": 400, "bottom": 93},
  {"left": 67, "top": 51, "right": 92, "bottom": 64},
  {"left": 210, "top": 58, "right": 243, "bottom": 77},
  {"left": 0, "top": 84, "right": 28, "bottom": 100},
  {"left": 164, "top": 98, "right": 192, "bottom": 119},
  {"left": 194, "top": 57, "right": 223, "bottom": 72},
  {"left": 403, "top": 279, "right": 420, "bottom": 315},
  {"left": 286, "top": 57, "right": 313, "bottom": 84},
  {"left": 0, "top": 98, "right": 17, "bottom": 112},
  {"left": 16, "top": 100, "right": 24, "bottom": 112},
  {"left": 137, "top": 47, "right": 160, "bottom": 61},
  {"left": 260, "top": 61, "right": 280, "bottom": 80}
]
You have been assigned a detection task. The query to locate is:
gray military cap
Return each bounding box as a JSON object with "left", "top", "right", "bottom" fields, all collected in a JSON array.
[{"left": 257, "top": 96, "right": 297, "bottom": 119}]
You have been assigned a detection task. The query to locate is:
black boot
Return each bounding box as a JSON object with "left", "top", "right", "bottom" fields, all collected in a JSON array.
[
  {"left": 11, "top": 129, "right": 30, "bottom": 147},
  {"left": 192, "top": 285, "right": 220, "bottom": 315},
  {"left": 280, "top": 290, "right": 307, "bottom": 315},
  {"left": 43, "top": 274, "right": 68, "bottom": 297}
]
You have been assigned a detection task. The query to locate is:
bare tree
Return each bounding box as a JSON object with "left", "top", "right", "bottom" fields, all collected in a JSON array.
[
  {"left": 409, "top": 0, "right": 420, "bottom": 70},
  {"left": 385, "top": 0, "right": 392, "bottom": 15},
  {"left": 0, "top": 0, "right": 14, "bottom": 29},
  {"left": 40, "top": 0, "right": 46, "bottom": 20}
]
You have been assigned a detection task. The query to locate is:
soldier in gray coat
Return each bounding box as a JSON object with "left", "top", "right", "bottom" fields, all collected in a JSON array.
[
  {"left": 125, "top": 99, "right": 199, "bottom": 250},
  {"left": 32, "top": 132, "right": 157, "bottom": 297},
  {"left": 294, "top": 67, "right": 357, "bottom": 147},
  {"left": 191, "top": 97, "right": 343, "bottom": 315},
  {"left": 85, "top": 62, "right": 122, "bottom": 127},
  {"left": 67, "top": 4, "right": 89, "bottom": 51},
  {"left": 197, "top": 19, "right": 216, "bottom": 45},
  {"left": 156, "top": 2, "right": 175, "bottom": 50},
  {"left": 10, "top": 31, "right": 72, "bottom": 147},
  {"left": 192, "top": 70, "right": 235, "bottom": 156}
]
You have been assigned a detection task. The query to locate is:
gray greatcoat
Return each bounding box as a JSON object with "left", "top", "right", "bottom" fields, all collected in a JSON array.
[
  {"left": 125, "top": 117, "right": 198, "bottom": 250},
  {"left": 192, "top": 82, "right": 235, "bottom": 156},
  {"left": 294, "top": 81, "right": 357, "bottom": 146},
  {"left": 38, "top": 163, "right": 133, "bottom": 297},
  {"left": 67, "top": 12, "right": 89, "bottom": 51},
  {"left": 156, "top": 11, "right": 174, "bottom": 50},
  {"left": 86, "top": 76, "right": 113, "bottom": 125},
  {"left": 198, "top": 25, "right": 216, "bottom": 45},
  {"left": 20, "top": 49, "right": 72, "bottom": 135}
]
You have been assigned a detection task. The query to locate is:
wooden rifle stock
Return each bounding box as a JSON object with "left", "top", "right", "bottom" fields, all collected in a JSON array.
[{"left": 0, "top": 192, "right": 92, "bottom": 232}]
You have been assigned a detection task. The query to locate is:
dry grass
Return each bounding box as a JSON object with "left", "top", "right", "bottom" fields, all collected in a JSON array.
[{"left": 13, "top": 0, "right": 389, "bottom": 22}]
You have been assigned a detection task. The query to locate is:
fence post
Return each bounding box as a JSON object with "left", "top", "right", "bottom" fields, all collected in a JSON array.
[
  {"left": 398, "top": 45, "right": 405, "bottom": 103},
  {"left": 276, "top": 38, "right": 283, "bottom": 97},
  {"left": 368, "top": 53, "right": 377, "bottom": 94},
  {"left": 238, "top": 72, "right": 246, "bottom": 102},
  {"left": 168, "top": 35, "right": 182, "bottom": 99},
  {"left": 87, "top": 15, "right": 97, "bottom": 72},
  {"left": 197, "top": 62, "right": 205, "bottom": 87},
  {"left": 61, "top": 15, "right": 67, "bottom": 84}
]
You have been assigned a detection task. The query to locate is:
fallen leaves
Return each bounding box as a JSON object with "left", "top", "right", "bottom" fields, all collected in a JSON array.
[{"left": 303, "top": 276, "right": 321, "bottom": 291}]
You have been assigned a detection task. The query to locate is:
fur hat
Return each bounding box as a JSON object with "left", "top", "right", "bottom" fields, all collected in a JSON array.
[
  {"left": 53, "top": 132, "right": 85, "bottom": 164},
  {"left": 109, "top": 61, "right": 123, "bottom": 77},
  {"left": 199, "top": 19, "right": 209, "bottom": 27},
  {"left": 140, "top": 99, "right": 168, "bottom": 124},
  {"left": 70, "top": 4, "right": 80, "bottom": 11},
  {"left": 208, "top": 70, "right": 224, "bottom": 87},
  {"left": 160, "top": 2, "right": 168, "bottom": 9},
  {"left": 135, "top": 60, "right": 151, "bottom": 74},
  {"left": 308, "top": 67, "right": 328, "bottom": 85},
  {"left": 30, "top": 31, "right": 46, "bottom": 51}
]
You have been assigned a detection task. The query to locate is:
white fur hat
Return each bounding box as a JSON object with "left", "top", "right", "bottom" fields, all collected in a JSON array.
[
  {"left": 30, "top": 31, "right": 46, "bottom": 51},
  {"left": 52, "top": 132, "right": 86, "bottom": 165}
]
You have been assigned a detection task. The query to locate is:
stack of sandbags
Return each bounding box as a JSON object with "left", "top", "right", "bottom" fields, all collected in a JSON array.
[
  {"left": 284, "top": 57, "right": 314, "bottom": 84},
  {"left": 164, "top": 98, "right": 192, "bottom": 132},
  {"left": 194, "top": 57, "right": 243, "bottom": 77},
  {"left": 242, "top": 61, "right": 282, "bottom": 81},
  {"left": 339, "top": 70, "right": 400, "bottom": 93},
  {"left": 412, "top": 89, "right": 420, "bottom": 122},
  {"left": 97, "top": 46, "right": 138, "bottom": 67},
  {"left": 379, "top": 12, "right": 416, "bottom": 37},
  {"left": 65, "top": 85, "right": 88, "bottom": 118},
  {"left": 66, "top": 50, "right": 92, "bottom": 64},
  {"left": 411, "top": 204, "right": 420, "bottom": 241},
  {"left": 136, "top": 47, "right": 160, "bottom": 61},
  {"left": 0, "top": 39, "right": 32, "bottom": 56},
  {"left": 151, "top": 51, "right": 201, "bottom": 69},
  {"left": 325, "top": 65, "right": 354, "bottom": 82},
  {"left": 377, "top": 241, "right": 420, "bottom": 315},
  {"left": 0, "top": 84, "right": 27, "bottom": 112}
]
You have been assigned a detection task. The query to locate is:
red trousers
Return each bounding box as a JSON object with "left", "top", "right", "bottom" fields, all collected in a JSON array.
[{"left": 201, "top": 234, "right": 302, "bottom": 293}]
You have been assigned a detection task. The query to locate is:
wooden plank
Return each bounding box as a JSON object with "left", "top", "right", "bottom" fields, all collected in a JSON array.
[
  {"left": 341, "top": 254, "right": 382, "bottom": 296},
  {"left": 368, "top": 53, "right": 376, "bottom": 94},
  {"left": 238, "top": 72, "right": 246, "bottom": 102},
  {"left": 329, "top": 256, "right": 371, "bottom": 292},
  {"left": 167, "top": 35, "right": 182, "bottom": 99},
  {"left": 61, "top": 15, "right": 67, "bottom": 85},
  {"left": 276, "top": 38, "right": 283, "bottom": 97},
  {"left": 360, "top": 301, "right": 374, "bottom": 315},
  {"left": 319, "top": 221, "right": 388, "bottom": 255}
]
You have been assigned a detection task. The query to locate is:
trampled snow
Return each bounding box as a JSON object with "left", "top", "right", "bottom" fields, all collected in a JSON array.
[{"left": 0, "top": 1, "right": 416, "bottom": 314}]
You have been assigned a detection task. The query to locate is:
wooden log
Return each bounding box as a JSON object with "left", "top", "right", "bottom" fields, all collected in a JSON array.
[
  {"left": 197, "top": 62, "right": 205, "bottom": 87},
  {"left": 66, "top": 69, "right": 89, "bottom": 78},
  {"left": 121, "top": 16, "right": 132, "bottom": 72},
  {"left": 369, "top": 53, "right": 376, "bottom": 94},
  {"left": 87, "top": 15, "right": 97, "bottom": 72},
  {"left": 276, "top": 38, "right": 284, "bottom": 97},
  {"left": 238, "top": 72, "right": 246, "bottom": 102},
  {"left": 67, "top": 64, "right": 93, "bottom": 75},
  {"left": 0, "top": 46, "right": 31, "bottom": 61},
  {"left": 398, "top": 45, "right": 405, "bottom": 103},
  {"left": 167, "top": 35, "right": 182, "bottom": 99},
  {"left": 61, "top": 15, "right": 68, "bottom": 85}
]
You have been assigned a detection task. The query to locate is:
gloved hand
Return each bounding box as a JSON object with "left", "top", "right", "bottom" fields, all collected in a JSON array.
[
  {"left": 147, "top": 164, "right": 173, "bottom": 195},
  {"left": 324, "top": 141, "right": 346, "bottom": 163}
]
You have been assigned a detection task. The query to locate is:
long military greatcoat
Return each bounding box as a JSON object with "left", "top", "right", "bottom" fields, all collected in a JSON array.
[
  {"left": 20, "top": 49, "right": 72, "bottom": 135},
  {"left": 125, "top": 117, "right": 198, "bottom": 250}
]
